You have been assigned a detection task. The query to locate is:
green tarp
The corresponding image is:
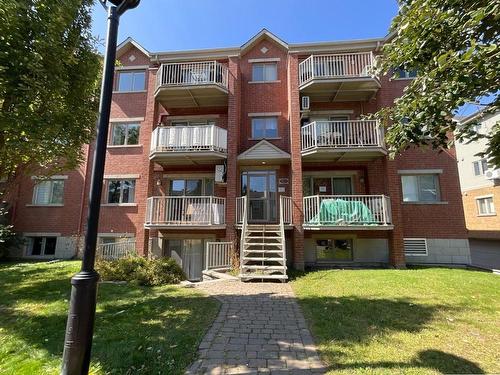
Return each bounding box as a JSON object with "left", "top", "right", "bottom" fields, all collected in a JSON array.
[{"left": 308, "top": 199, "right": 377, "bottom": 225}]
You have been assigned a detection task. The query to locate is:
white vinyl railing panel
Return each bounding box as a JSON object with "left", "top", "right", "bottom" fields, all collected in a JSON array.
[
  {"left": 299, "top": 52, "right": 375, "bottom": 86},
  {"left": 303, "top": 195, "right": 391, "bottom": 226},
  {"left": 156, "top": 61, "right": 228, "bottom": 89},
  {"left": 205, "top": 242, "right": 233, "bottom": 271},
  {"left": 301, "top": 120, "right": 384, "bottom": 151},
  {"left": 96, "top": 240, "right": 135, "bottom": 260},
  {"left": 146, "top": 196, "right": 225, "bottom": 226},
  {"left": 151, "top": 125, "right": 227, "bottom": 154},
  {"left": 281, "top": 196, "right": 292, "bottom": 225},
  {"left": 236, "top": 196, "right": 245, "bottom": 224}
]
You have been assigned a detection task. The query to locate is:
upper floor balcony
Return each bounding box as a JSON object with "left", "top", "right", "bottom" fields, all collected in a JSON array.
[
  {"left": 301, "top": 120, "right": 386, "bottom": 161},
  {"left": 299, "top": 52, "right": 380, "bottom": 102},
  {"left": 155, "top": 61, "right": 229, "bottom": 108},
  {"left": 150, "top": 125, "right": 227, "bottom": 165}
]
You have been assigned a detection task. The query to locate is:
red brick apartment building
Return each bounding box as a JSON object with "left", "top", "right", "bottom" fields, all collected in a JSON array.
[{"left": 9, "top": 30, "right": 471, "bottom": 280}]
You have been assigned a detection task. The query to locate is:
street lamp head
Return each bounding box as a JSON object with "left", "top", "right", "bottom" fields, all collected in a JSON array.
[{"left": 100, "top": 0, "right": 140, "bottom": 15}]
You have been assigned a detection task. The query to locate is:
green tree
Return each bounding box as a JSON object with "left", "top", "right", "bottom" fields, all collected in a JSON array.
[
  {"left": 0, "top": 0, "right": 100, "bottom": 185},
  {"left": 376, "top": 0, "right": 499, "bottom": 166}
]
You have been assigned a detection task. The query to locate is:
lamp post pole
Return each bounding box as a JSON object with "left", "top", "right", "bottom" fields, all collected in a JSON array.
[{"left": 61, "top": 1, "right": 139, "bottom": 374}]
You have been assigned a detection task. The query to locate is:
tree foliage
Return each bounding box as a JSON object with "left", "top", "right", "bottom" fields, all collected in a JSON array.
[
  {"left": 0, "top": 0, "right": 100, "bottom": 183},
  {"left": 376, "top": 0, "right": 500, "bottom": 166}
]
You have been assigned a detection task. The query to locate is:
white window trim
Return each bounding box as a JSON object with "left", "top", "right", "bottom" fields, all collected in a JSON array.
[
  {"left": 251, "top": 62, "right": 278, "bottom": 82},
  {"left": 109, "top": 122, "right": 141, "bottom": 147},
  {"left": 398, "top": 169, "right": 443, "bottom": 175},
  {"left": 401, "top": 174, "right": 443, "bottom": 203},
  {"left": 115, "top": 65, "right": 149, "bottom": 71},
  {"left": 103, "top": 179, "right": 137, "bottom": 205},
  {"left": 110, "top": 117, "right": 144, "bottom": 123},
  {"left": 31, "top": 178, "right": 65, "bottom": 206},
  {"left": 166, "top": 177, "right": 214, "bottom": 196},
  {"left": 25, "top": 235, "right": 59, "bottom": 257},
  {"left": 248, "top": 112, "right": 281, "bottom": 117},
  {"left": 251, "top": 116, "right": 279, "bottom": 139},
  {"left": 31, "top": 175, "right": 68, "bottom": 180},
  {"left": 248, "top": 80, "right": 281, "bottom": 84},
  {"left": 104, "top": 174, "right": 140, "bottom": 179},
  {"left": 476, "top": 195, "right": 496, "bottom": 216},
  {"left": 248, "top": 58, "right": 281, "bottom": 63},
  {"left": 114, "top": 70, "right": 146, "bottom": 93}
]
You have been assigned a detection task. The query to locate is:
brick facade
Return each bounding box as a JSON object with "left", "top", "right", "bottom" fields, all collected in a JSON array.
[{"left": 9, "top": 31, "right": 468, "bottom": 268}]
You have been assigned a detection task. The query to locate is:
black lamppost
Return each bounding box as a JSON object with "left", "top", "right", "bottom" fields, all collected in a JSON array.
[{"left": 61, "top": 1, "right": 139, "bottom": 374}]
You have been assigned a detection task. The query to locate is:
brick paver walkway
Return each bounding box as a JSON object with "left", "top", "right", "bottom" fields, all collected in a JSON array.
[{"left": 186, "top": 280, "right": 327, "bottom": 374}]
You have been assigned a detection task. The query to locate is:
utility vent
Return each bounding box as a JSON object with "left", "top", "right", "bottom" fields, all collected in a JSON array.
[{"left": 404, "top": 238, "right": 428, "bottom": 256}]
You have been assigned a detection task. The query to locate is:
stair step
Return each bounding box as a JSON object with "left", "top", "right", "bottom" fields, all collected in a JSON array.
[
  {"left": 243, "top": 249, "right": 283, "bottom": 254},
  {"left": 239, "top": 274, "right": 288, "bottom": 280},
  {"left": 241, "top": 265, "right": 287, "bottom": 270},
  {"left": 244, "top": 243, "right": 282, "bottom": 248},
  {"left": 243, "top": 257, "right": 285, "bottom": 262},
  {"left": 246, "top": 236, "right": 282, "bottom": 240}
]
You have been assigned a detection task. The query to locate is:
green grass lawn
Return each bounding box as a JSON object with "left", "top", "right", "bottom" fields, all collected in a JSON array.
[
  {"left": 292, "top": 268, "right": 500, "bottom": 375},
  {"left": 0, "top": 261, "right": 219, "bottom": 375}
]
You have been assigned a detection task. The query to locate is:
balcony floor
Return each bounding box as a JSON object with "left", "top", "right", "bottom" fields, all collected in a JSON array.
[
  {"left": 301, "top": 146, "right": 387, "bottom": 162},
  {"left": 150, "top": 149, "right": 227, "bottom": 165},
  {"left": 300, "top": 77, "right": 380, "bottom": 102},
  {"left": 144, "top": 224, "right": 226, "bottom": 230},
  {"left": 303, "top": 224, "right": 394, "bottom": 231},
  {"left": 155, "top": 85, "right": 228, "bottom": 108}
]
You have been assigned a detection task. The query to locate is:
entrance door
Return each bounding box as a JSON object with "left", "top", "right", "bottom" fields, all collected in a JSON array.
[{"left": 241, "top": 171, "right": 277, "bottom": 223}]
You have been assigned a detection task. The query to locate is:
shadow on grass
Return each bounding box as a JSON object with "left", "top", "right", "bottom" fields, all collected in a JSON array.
[{"left": 0, "top": 264, "right": 219, "bottom": 375}]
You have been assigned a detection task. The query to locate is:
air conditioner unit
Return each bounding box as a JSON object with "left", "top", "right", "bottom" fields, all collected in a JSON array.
[
  {"left": 485, "top": 169, "right": 500, "bottom": 180},
  {"left": 301, "top": 96, "right": 310, "bottom": 110}
]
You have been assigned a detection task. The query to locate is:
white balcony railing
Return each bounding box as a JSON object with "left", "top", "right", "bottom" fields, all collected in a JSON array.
[
  {"left": 236, "top": 195, "right": 293, "bottom": 224},
  {"left": 301, "top": 120, "right": 384, "bottom": 151},
  {"left": 303, "top": 195, "right": 391, "bottom": 226},
  {"left": 96, "top": 240, "right": 135, "bottom": 260},
  {"left": 150, "top": 125, "right": 227, "bottom": 155},
  {"left": 145, "top": 196, "right": 225, "bottom": 226},
  {"left": 156, "top": 61, "right": 228, "bottom": 90},
  {"left": 205, "top": 242, "right": 233, "bottom": 271},
  {"left": 299, "top": 52, "right": 375, "bottom": 86}
]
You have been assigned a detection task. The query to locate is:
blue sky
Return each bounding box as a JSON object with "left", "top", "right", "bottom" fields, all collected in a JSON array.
[{"left": 91, "top": 0, "right": 399, "bottom": 52}]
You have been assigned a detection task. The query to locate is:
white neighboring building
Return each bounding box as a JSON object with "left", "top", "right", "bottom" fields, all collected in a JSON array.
[{"left": 455, "top": 109, "right": 500, "bottom": 269}]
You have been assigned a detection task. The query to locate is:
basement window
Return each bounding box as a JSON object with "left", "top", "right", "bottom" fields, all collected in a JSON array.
[
  {"left": 28, "top": 236, "right": 57, "bottom": 256},
  {"left": 316, "top": 239, "right": 353, "bottom": 261}
]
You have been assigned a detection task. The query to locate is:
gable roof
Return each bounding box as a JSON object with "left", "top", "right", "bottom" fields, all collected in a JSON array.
[
  {"left": 238, "top": 140, "right": 291, "bottom": 162},
  {"left": 116, "top": 37, "right": 150, "bottom": 59},
  {"left": 240, "top": 29, "right": 289, "bottom": 54}
]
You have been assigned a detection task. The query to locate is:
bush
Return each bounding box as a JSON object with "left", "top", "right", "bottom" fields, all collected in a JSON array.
[{"left": 96, "top": 257, "right": 185, "bottom": 286}]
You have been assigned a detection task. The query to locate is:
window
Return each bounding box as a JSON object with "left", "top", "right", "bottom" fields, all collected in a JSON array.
[
  {"left": 401, "top": 174, "right": 440, "bottom": 202},
  {"left": 170, "top": 119, "right": 215, "bottom": 127},
  {"left": 168, "top": 178, "right": 213, "bottom": 196},
  {"left": 473, "top": 159, "right": 489, "bottom": 176},
  {"left": 111, "top": 123, "right": 140, "bottom": 146},
  {"left": 477, "top": 196, "right": 495, "bottom": 215},
  {"left": 116, "top": 70, "right": 146, "bottom": 92},
  {"left": 395, "top": 68, "right": 417, "bottom": 79},
  {"left": 28, "top": 236, "right": 57, "bottom": 256},
  {"left": 32, "top": 180, "right": 64, "bottom": 205},
  {"left": 105, "top": 180, "right": 136, "bottom": 204},
  {"left": 252, "top": 63, "right": 277, "bottom": 82},
  {"left": 251, "top": 117, "right": 278, "bottom": 139},
  {"left": 316, "top": 239, "right": 353, "bottom": 261}
]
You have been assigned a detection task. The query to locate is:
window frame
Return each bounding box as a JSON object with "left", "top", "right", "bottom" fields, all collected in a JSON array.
[
  {"left": 251, "top": 63, "right": 278, "bottom": 82},
  {"left": 166, "top": 177, "right": 214, "bottom": 196},
  {"left": 32, "top": 179, "right": 65, "bottom": 206},
  {"left": 316, "top": 238, "right": 354, "bottom": 262},
  {"left": 104, "top": 179, "right": 136, "bottom": 205},
  {"left": 116, "top": 70, "right": 146, "bottom": 92},
  {"left": 394, "top": 68, "right": 418, "bottom": 79},
  {"left": 251, "top": 117, "right": 279, "bottom": 139},
  {"left": 110, "top": 122, "right": 141, "bottom": 146},
  {"left": 401, "top": 174, "right": 441, "bottom": 203},
  {"left": 472, "top": 158, "right": 489, "bottom": 176},
  {"left": 27, "top": 236, "right": 57, "bottom": 256},
  {"left": 476, "top": 196, "right": 496, "bottom": 216}
]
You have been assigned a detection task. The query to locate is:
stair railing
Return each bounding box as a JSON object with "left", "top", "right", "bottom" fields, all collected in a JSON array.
[
  {"left": 239, "top": 195, "right": 248, "bottom": 272},
  {"left": 279, "top": 196, "right": 289, "bottom": 269}
]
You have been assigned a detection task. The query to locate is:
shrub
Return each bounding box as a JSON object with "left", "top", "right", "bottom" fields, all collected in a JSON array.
[{"left": 96, "top": 257, "right": 185, "bottom": 286}]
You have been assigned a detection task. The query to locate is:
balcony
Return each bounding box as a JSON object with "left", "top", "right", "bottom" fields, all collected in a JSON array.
[
  {"left": 303, "top": 195, "right": 393, "bottom": 230},
  {"left": 155, "top": 61, "right": 228, "bottom": 108},
  {"left": 145, "top": 196, "right": 226, "bottom": 229},
  {"left": 301, "top": 120, "right": 386, "bottom": 161},
  {"left": 150, "top": 125, "right": 227, "bottom": 164},
  {"left": 299, "top": 52, "right": 380, "bottom": 102}
]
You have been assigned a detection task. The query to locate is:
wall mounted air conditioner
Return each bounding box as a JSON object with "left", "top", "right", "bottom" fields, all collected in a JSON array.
[
  {"left": 485, "top": 169, "right": 500, "bottom": 180},
  {"left": 301, "top": 96, "right": 310, "bottom": 110}
]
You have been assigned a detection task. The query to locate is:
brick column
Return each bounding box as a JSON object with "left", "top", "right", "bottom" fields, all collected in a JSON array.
[
  {"left": 385, "top": 157, "right": 406, "bottom": 268},
  {"left": 288, "top": 54, "right": 305, "bottom": 270},
  {"left": 136, "top": 66, "right": 159, "bottom": 256},
  {"left": 225, "top": 57, "right": 241, "bottom": 244}
]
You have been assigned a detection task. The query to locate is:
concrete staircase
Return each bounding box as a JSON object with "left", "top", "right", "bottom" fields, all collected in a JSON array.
[{"left": 239, "top": 224, "right": 288, "bottom": 282}]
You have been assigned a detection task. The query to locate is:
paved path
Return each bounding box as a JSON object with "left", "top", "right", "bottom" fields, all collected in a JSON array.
[{"left": 186, "top": 280, "right": 327, "bottom": 374}]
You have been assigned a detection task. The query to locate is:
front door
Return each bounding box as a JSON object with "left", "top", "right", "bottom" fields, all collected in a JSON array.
[{"left": 241, "top": 171, "right": 277, "bottom": 223}]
